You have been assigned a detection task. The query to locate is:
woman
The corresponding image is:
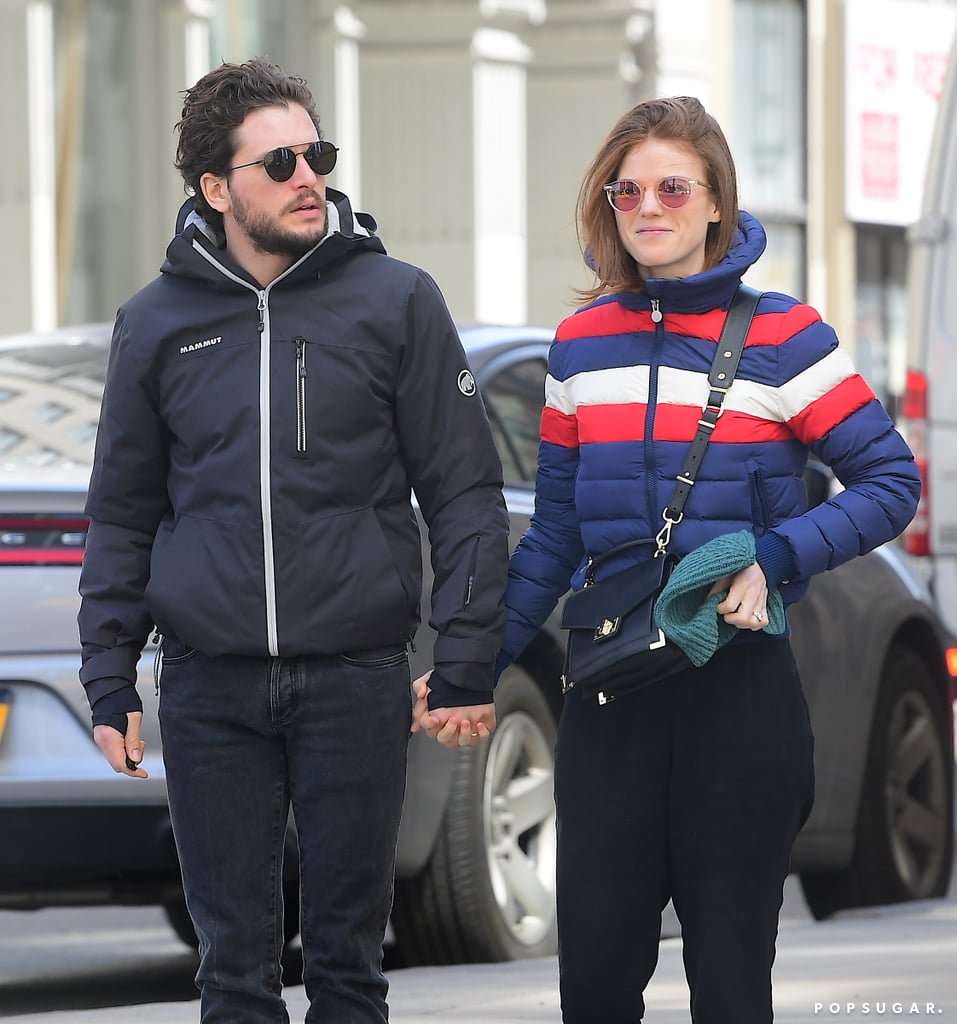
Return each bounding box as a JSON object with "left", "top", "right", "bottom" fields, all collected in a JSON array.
[{"left": 484, "top": 97, "right": 918, "bottom": 1022}]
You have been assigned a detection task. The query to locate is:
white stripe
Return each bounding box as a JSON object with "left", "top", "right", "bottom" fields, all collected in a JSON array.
[
  {"left": 775, "top": 348, "right": 858, "bottom": 421},
  {"left": 545, "top": 366, "right": 650, "bottom": 414},
  {"left": 545, "top": 348, "right": 857, "bottom": 425}
]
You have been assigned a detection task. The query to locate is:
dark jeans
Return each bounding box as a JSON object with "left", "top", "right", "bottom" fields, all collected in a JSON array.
[
  {"left": 554, "top": 639, "right": 815, "bottom": 1024},
  {"left": 158, "top": 638, "right": 412, "bottom": 1024}
]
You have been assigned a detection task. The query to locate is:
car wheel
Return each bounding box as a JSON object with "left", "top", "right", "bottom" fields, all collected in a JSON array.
[
  {"left": 800, "top": 646, "right": 954, "bottom": 919},
  {"left": 163, "top": 865, "right": 302, "bottom": 950},
  {"left": 391, "top": 666, "right": 558, "bottom": 964},
  {"left": 163, "top": 895, "right": 200, "bottom": 949}
]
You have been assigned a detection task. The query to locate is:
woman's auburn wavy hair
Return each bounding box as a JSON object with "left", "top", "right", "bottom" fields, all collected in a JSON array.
[{"left": 575, "top": 96, "right": 740, "bottom": 304}]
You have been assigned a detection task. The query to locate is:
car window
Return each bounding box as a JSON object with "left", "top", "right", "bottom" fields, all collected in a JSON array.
[
  {"left": 481, "top": 356, "right": 546, "bottom": 486},
  {"left": 0, "top": 338, "right": 108, "bottom": 470}
]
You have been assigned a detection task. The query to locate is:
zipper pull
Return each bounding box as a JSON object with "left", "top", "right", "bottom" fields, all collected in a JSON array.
[
  {"left": 296, "top": 338, "right": 308, "bottom": 377},
  {"left": 650, "top": 298, "right": 662, "bottom": 323},
  {"left": 258, "top": 291, "right": 267, "bottom": 333},
  {"left": 151, "top": 629, "right": 164, "bottom": 696}
]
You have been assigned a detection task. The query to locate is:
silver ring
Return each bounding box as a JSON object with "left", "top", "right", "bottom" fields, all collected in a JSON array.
[
  {"left": 754, "top": 610, "right": 764, "bottom": 622},
  {"left": 470, "top": 732, "right": 479, "bottom": 738}
]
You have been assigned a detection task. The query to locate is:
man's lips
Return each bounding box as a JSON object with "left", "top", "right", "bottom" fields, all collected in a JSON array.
[{"left": 287, "top": 194, "right": 323, "bottom": 214}]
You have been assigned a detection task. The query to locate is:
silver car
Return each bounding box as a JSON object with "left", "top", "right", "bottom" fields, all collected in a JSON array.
[{"left": 0, "top": 322, "right": 953, "bottom": 965}]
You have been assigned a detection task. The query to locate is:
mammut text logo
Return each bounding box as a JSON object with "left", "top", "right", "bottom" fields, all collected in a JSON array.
[{"left": 180, "top": 336, "right": 222, "bottom": 354}]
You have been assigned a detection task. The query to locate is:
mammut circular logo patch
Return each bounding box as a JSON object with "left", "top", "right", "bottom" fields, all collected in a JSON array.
[{"left": 457, "top": 369, "right": 477, "bottom": 397}]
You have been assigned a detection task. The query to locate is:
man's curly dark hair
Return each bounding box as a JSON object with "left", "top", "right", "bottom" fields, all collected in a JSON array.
[{"left": 174, "top": 57, "right": 322, "bottom": 234}]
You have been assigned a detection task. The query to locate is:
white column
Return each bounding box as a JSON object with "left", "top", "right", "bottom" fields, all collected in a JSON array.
[
  {"left": 332, "top": 6, "right": 366, "bottom": 206},
  {"left": 183, "top": 0, "right": 213, "bottom": 87},
  {"left": 26, "top": 0, "right": 56, "bottom": 331},
  {"left": 472, "top": 28, "right": 530, "bottom": 325},
  {"left": 522, "top": 1, "right": 650, "bottom": 327},
  {"left": 0, "top": 0, "right": 57, "bottom": 332}
]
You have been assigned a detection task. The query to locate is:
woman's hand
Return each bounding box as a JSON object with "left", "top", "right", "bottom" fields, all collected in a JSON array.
[{"left": 712, "top": 562, "right": 770, "bottom": 631}]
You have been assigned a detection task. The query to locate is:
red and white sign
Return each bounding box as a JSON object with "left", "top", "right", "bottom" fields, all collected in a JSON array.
[{"left": 845, "top": 0, "right": 956, "bottom": 225}]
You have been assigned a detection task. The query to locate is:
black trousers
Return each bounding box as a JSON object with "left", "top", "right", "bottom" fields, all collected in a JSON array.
[{"left": 554, "top": 639, "right": 815, "bottom": 1024}]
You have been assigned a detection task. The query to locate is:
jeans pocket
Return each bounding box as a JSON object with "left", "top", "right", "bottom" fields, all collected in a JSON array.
[
  {"left": 162, "top": 634, "right": 198, "bottom": 665},
  {"left": 336, "top": 645, "right": 408, "bottom": 669}
]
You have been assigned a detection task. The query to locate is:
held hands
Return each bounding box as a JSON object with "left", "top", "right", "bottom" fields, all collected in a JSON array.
[
  {"left": 93, "top": 711, "right": 149, "bottom": 778},
  {"left": 411, "top": 671, "right": 496, "bottom": 749},
  {"left": 710, "top": 562, "right": 770, "bottom": 631}
]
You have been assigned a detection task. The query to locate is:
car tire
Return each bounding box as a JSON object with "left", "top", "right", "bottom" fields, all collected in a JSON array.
[
  {"left": 163, "top": 861, "right": 302, "bottom": 950},
  {"left": 391, "top": 666, "right": 558, "bottom": 965},
  {"left": 163, "top": 896, "right": 200, "bottom": 950},
  {"left": 800, "top": 646, "right": 954, "bottom": 919}
]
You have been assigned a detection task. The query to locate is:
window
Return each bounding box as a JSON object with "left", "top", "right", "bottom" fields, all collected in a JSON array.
[
  {"left": 481, "top": 355, "right": 547, "bottom": 486},
  {"left": 54, "top": 0, "right": 139, "bottom": 323},
  {"left": 732, "top": 0, "right": 807, "bottom": 297},
  {"left": 855, "top": 225, "right": 908, "bottom": 411}
]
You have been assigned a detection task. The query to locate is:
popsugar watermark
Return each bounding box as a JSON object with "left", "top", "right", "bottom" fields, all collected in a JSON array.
[{"left": 813, "top": 1003, "right": 944, "bottom": 1016}]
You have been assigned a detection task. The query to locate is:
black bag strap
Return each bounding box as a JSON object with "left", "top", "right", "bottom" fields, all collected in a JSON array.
[{"left": 654, "top": 283, "right": 762, "bottom": 554}]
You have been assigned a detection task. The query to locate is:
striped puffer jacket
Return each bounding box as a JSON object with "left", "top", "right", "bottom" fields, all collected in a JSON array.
[{"left": 498, "top": 211, "right": 920, "bottom": 666}]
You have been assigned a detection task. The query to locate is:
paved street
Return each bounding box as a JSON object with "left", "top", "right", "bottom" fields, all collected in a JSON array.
[{"left": 3, "top": 884, "right": 955, "bottom": 1023}]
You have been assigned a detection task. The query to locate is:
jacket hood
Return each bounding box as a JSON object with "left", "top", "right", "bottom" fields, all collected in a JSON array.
[
  {"left": 161, "top": 187, "right": 385, "bottom": 288},
  {"left": 587, "top": 210, "right": 768, "bottom": 315}
]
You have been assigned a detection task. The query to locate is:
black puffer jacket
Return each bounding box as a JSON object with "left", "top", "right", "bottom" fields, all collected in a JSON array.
[{"left": 79, "top": 191, "right": 509, "bottom": 707}]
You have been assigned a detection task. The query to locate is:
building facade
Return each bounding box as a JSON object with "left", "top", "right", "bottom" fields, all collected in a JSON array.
[{"left": 3, "top": 0, "right": 954, "bottom": 406}]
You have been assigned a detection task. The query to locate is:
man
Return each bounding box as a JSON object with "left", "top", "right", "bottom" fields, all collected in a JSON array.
[{"left": 78, "top": 58, "right": 507, "bottom": 1023}]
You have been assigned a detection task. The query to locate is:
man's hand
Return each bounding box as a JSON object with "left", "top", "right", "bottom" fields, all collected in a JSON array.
[
  {"left": 411, "top": 671, "right": 495, "bottom": 748},
  {"left": 93, "top": 711, "right": 148, "bottom": 778}
]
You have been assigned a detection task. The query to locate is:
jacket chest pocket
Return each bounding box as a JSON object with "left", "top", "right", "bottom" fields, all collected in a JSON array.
[{"left": 278, "top": 337, "right": 394, "bottom": 461}]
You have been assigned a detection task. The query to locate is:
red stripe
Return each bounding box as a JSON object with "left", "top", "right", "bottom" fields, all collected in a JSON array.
[
  {"left": 661, "top": 309, "right": 726, "bottom": 342},
  {"left": 0, "top": 516, "right": 89, "bottom": 530},
  {"left": 555, "top": 304, "right": 653, "bottom": 341},
  {"left": 540, "top": 406, "right": 579, "bottom": 448},
  {"left": 577, "top": 403, "right": 794, "bottom": 444},
  {"left": 578, "top": 404, "right": 645, "bottom": 442},
  {"left": 0, "top": 549, "right": 85, "bottom": 565},
  {"left": 788, "top": 374, "right": 874, "bottom": 442},
  {"left": 746, "top": 304, "right": 822, "bottom": 347},
  {"left": 555, "top": 306, "right": 791, "bottom": 348}
]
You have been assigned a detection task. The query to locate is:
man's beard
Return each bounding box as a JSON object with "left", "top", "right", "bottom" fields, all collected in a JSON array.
[{"left": 232, "top": 191, "right": 329, "bottom": 259}]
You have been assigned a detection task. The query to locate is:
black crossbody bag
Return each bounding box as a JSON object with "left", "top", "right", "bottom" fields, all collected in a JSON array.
[{"left": 559, "top": 284, "right": 762, "bottom": 705}]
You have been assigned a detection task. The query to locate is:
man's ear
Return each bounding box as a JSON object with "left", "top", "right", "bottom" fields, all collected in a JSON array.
[{"left": 200, "top": 172, "right": 230, "bottom": 215}]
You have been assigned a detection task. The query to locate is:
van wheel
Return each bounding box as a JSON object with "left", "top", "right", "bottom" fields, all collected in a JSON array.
[
  {"left": 800, "top": 647, "right": 953, "bottom": 919},
  {"left": 391, "top": 666, "right": 558, "bottom": 964}
]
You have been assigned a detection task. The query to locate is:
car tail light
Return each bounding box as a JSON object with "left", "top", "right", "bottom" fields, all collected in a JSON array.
[
  {"left": 0, "top": 514, "right": 89, "bottom": 565},
  {"left": 945, "top": 647, "right": 957, "bottom": 678},
  {"left": 900, "top": 370, "right": 930, "bottom": 556}
]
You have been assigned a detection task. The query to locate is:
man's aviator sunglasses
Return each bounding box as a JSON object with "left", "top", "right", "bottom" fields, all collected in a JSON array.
[
  {"left": 603, "top": 176, "right": 712, "bottom": 212},
  {"left": 230, "top": 140, "right": 338, "bottom": 182}
]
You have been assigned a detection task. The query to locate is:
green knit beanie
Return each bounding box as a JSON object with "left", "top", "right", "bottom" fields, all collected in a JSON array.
[{"left": 654, "top": 530, "right": 786, "bottom": 667}]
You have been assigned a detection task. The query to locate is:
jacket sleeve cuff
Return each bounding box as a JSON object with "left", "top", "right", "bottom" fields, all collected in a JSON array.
[
  {"left": 755, "top": 530, "right": 797, "bottom": 588},
  {"left": 83, "top": 673, "right": 141, "bottom": 709},
  {"left": 426, "top": 670, "right": 494, "bottom": 711},
  {"left": 91, "top": 684, "right": 143, "bottom": 733}
]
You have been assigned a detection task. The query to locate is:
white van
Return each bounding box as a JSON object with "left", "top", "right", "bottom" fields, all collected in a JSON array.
[{"left": 903, "top": 43, "right": 957, "bottom": 645}]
